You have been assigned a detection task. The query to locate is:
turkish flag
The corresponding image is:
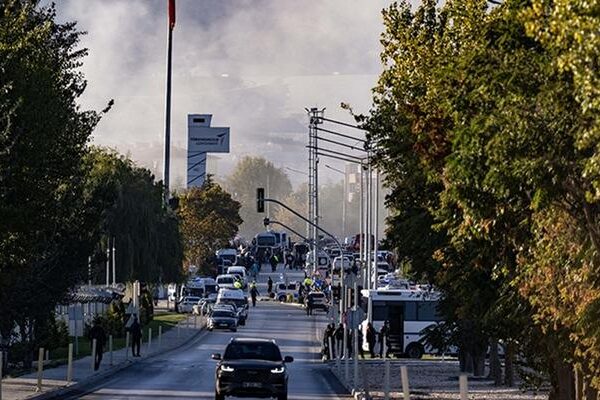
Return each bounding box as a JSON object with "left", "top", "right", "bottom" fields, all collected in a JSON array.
[{"left": 168, "top": 0, "right": 176, "bottom": 30}]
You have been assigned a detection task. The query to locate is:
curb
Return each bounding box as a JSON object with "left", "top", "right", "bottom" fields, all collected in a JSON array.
[{"left": 27, "top": 324, "right": 207, "bottom": 400}]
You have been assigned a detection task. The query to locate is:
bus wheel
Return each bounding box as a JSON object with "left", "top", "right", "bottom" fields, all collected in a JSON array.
[{"left": 406, "top": 343, "right": 424, "bottom": 359}]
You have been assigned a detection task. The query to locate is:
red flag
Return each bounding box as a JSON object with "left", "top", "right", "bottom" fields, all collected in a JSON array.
[{"left": 168, "top": 0, "right": 176, "bottom": 30}]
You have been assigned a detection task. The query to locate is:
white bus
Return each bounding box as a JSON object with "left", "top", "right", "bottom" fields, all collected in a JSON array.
[{"left": 360, "top": 288, "right": 443, "bottom": 358}]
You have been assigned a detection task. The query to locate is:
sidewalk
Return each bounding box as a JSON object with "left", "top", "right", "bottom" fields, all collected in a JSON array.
[{"left": 1, "top": 314, "right": 206, "bottom": 400}]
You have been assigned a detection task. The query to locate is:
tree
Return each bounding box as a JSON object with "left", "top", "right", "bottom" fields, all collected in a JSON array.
[
  {"left": 0, "top": 0, "right": 103, "bottom": 368},
  {"left": 365, "top": 0, "right": 600, "bottom": 396},
  {"left": 178, "top": 178, "right": 242, "bottom": 276},
  {"left": 84, "top": 148, "right": 184, "bottom": 284},
  {"left": 225, "top": 156, "right": 292, "bottom": 239}
]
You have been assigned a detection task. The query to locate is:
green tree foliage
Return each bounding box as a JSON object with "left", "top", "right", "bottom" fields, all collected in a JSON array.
[
  {"left": 365, "top": 0, "right": 600, "bottom": 394},
  {"left": 84, "top": 148, "right": 184, "bottom": 284},
  {"left": 178, "top": 178, "right": 242, "bottom": 276},
  {"left": 0, "top": 0, "right": 103, "bottom": 367},
  {"left": 225, "top": 156, "right": 292, "bottom": 239}
]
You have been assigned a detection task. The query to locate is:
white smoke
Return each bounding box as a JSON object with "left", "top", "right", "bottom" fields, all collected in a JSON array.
[{"left": 53, "top": 0, "right": 411, "bottom": 187}]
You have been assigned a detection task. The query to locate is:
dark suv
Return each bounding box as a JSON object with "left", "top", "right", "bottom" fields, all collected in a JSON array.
[{"left": 212, "top": 338, "right": 293, "bottom": 400}]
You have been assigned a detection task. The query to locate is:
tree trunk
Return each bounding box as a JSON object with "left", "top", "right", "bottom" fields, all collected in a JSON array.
[
  {"left": 504, "top": 341, "right": 514, "bottom": 387},
  {"left": 549, "top": 360, "right": 574, "bottom": 400},
  {"left": 465, "top": 351, "right": 474, "bottom": 374},
  {"left": 474, "top": 352, "right": 486, "bottom": 377},
  {"left": 575, "top": 365, "right": 583, "bottom": 400},
  {"left": 488, "top": 338, "right": 502, "bottom": 385},
  {"left": 459, "top": 348, "right": 467, "bottom": 372}
]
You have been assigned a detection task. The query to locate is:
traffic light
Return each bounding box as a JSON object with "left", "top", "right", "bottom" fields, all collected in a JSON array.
[{"left": 257, "top": 188, "right": 265, "bottom": 213}]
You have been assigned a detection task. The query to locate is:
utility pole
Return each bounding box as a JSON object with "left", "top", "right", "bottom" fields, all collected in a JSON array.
[
  {"left": 112, "top": 238, "right": 116, "bottom": 287},
  {"left": 163, "top": 0, "right": 176, "bottom": 203},
  {"left": 307, "top": 108, "right": 325, "bottom": 270}
]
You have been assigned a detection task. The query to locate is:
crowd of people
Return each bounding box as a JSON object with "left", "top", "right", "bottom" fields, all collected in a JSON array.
[{"left": 321, "top": 320, "right": 391, "bottom": 360}]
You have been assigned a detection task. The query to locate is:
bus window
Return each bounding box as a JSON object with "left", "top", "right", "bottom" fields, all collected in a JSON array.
[
  {"left": 417, "top": 301, "right": 442, "bottom": 321},
  {"left": 404, "top": 302, "right": 417, "bottom": 321},
  {"left": 372, "top": 301, "right": 387, "bottom": 320}
]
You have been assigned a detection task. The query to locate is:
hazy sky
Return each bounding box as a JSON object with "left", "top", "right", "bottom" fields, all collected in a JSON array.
[{"left": 54, "top": 0, "right": 403, "bottom": 188}]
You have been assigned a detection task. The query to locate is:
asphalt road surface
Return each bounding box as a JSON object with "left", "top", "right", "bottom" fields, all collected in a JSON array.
[{"left": 69, "top": 267, "right": 348, "bottom": 400}]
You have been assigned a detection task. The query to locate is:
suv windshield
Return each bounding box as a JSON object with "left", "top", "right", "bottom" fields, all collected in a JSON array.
[{"left": 224, "top": 342, "right": 282, "bottom": 361}]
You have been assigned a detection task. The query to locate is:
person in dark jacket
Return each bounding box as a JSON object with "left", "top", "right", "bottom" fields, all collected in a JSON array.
[
  {"left": 357, "top": 328, "right": 365, "bottom": 359},
  {"left": 323, "top": 323, "right": 335, "bottom": 359},
  {"left": 250, "top": 282, "right": 260, "bottom": 307},
  {"left": 267, "top": 276, "right": 273, "bottom": 295},
  {"left": 129, "top": 315, "right": 142, "bottom": 357},
  {"left": 366, "top": 322, "right": 377, "bottom": 358},
  {"left": 88, "top": 319, "right": 106, "bottom": 370},
  {"left": 334, "top": 323, "right": 344, "bottom": 356},
  {"left": 378, "top": 320, "right": 390, "bottom": 358}
]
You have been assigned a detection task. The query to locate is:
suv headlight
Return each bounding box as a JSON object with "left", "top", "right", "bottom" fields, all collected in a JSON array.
[
  {"left": 221, "top": 365, "right": 235, "bottom": 372},
  {"left": 270, "top": 366, "right": 285, "bottom": 374}
]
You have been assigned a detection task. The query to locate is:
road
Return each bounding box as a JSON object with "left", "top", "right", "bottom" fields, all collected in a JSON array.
[{"left": 68, "top": 267, "right": 348, "bottom": 400}]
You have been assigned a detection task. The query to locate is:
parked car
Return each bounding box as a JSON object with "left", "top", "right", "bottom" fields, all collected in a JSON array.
[
  {"left": 207, "top": 309, "right": 238, "bottom": 332},
  {"left": 212, "top": 338, "right": 293, "bottom": 400}
]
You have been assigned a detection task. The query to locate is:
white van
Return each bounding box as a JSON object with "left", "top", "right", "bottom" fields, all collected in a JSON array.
[
  {"left": 216, "top": 288, "right": 248, "bottom": 325},
  {"left": 216, "top": 274, "right": 238, "bottom": 290},
  {"left": 226, "top": 266, "right": 248, "bottom": 288}
]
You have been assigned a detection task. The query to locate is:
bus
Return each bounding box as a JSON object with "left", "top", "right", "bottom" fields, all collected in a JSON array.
[{"left": 359, "top": 288, "right": 443, "bottom": 358}]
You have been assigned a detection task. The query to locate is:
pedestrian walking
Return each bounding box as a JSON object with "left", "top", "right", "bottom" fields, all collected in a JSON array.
[
  {"left": 323, "top": 323, "right": 335, "bottom": 359},
  {"left": 357, "top": 328, "right": 365, "bottom": 359},
  {"left": 285, "top": 252, "right": 294, "bottom": 269},
  {"left": 267, "top": 276, "right": 273, "bottom": 295},
  {"left": 129, "top": 315, "right": 142, "bottom": 357},
  {"left": 88, "top": 319, "right": 106, "bottom": 370},
  {"left": 379, "top": 320, "right": 390, "bottom": 358},
  {"left": 334, "top": 323, "right": 344, "bottom": 355},
  {"left": 346, "top": 329, "right": 353, "bottom": 358},
  {"left": 269, "top": 254, "right": 278, "bottom": 272},
  {"left": 250, "top": 282, "right": 260, "bottom": 307},
  {"left": 366, "top": 322, "right": 377, "bottom": 358}
]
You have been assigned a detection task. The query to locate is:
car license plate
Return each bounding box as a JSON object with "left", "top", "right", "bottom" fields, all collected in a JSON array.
[{"left": 243, "top": 382, "right": 262, "bottom": 388}]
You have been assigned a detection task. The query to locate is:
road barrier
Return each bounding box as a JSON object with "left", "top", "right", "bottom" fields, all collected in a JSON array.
[
  {"left": 459, "top": 374, "right": 468, "bottom": 400},
  {"left": 401, "top": 365, "right": 410, "bottom": 399},
  {"left": 66, "top": 343, "right": 73, "bottom": 384},
  {"left": 36, "top": 347, "right": 44, "bottom": 392}
]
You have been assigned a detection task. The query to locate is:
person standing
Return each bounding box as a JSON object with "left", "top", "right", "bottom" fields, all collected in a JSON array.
[
  {"left": 88, "top": 319, "right": 106, "bottom": 370},
  {"left": 379, "top": 320, "right": 390, "bottom": 358},
  {"left": 250, "top": 282, "right": 260, "bottom": 307},
  {"left": 366, "top": 322, "right": 377, "bottom": 358},
  {"left": 267, "top": 276, "right": 273, "bottom": 295},
  {"left": 323, "top": 323, "right": 335, "bottom": 359},
  {"left": 357, "top": 327, "right": 365, "bottom": 359},
  {"left": 334, "top": 323, "right": 344, "bottom": 356},
  {"left": 129, "top": 315, "right": 142, "bottom": 357}
]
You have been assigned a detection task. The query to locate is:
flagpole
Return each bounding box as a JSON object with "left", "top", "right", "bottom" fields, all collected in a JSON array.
[{"left": 163, "top": 2, "right": 174, "bottom": 204}]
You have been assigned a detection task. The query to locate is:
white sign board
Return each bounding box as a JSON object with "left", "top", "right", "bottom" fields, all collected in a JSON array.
[{"left": 187, "top": 114, "right": 230, "bottom": 153}]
